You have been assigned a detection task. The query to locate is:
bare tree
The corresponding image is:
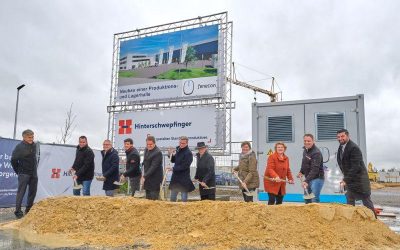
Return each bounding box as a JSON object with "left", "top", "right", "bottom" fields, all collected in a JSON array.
[{"left": 58, "top": 103, "right": 77, "bottom": 144}]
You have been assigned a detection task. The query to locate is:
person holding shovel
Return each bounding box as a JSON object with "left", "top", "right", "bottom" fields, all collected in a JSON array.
[
  {"left": 297, "top": 134, "right": 324, "bottom": 203},
  {"left": 167, "top": 136, "right": 195, "bottom": 202},
  {"left": 194, "top": 142, "right": 216, "bottom": 201},
  {"left": 120, "top": 138, "right": 141, "bottom": 196},
  {"left": 70, "top": 136, "right": 95, "bottom": 196},
  {"left": 100, "top": 140, "right": 119, "bottom": 197},
  {"left": 233, "top": 141, "right": 259, "bottom": 202},
  {"left": 264, "top": 142, "right": 294, "bottom": 205},
  {"left": 142, "top": 136, "right": 163, "bottom": 200}
]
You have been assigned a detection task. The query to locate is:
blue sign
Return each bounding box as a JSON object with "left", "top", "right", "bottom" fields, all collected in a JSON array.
[{"left": 0, "top": 138, "right": 20, "bottom": 207}]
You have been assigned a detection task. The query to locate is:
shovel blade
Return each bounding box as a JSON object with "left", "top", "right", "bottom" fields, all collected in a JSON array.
[
  {"left": 303, "top": 193, "right": 315, "bottom": 200},
  {"left": 244, "top": 191, "right": 256, "bottom": 197},
  {"left": 134, "top": 191, "right": 145, "bottom": 198},
  {"left": 113, "top": 181, "right": 124, "bottom": 186},
  {"left": 73, "top": 185, "right": 83, "bottom": 190}
]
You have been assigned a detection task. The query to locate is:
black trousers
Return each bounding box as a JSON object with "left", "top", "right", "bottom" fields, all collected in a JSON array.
[
  {"left": 346, "top": 190, "right": 377, "bottom": 218},
  {"left": 16, "top": 174, "right": 38, "bottom": 213},
  {"left": 200, "top": 193, "right": 216, "bottom": 201},
  {"left": 145, "top": 190, "right": 160, "bottom": 200},
  {"left": 242, "top": 188, "right": 256, "bottom": 202},
  {"left": 268, "top": 193, "right": 283, "bottom": 205}
]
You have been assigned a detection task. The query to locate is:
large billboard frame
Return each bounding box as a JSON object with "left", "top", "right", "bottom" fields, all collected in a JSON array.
[{"left": 107, "top": 12, "right": 233, "bottom": 153}]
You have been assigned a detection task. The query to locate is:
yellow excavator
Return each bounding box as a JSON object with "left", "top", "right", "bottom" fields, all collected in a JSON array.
[{"left": 368, "top": 162, "right": 378, "bottom": 182}]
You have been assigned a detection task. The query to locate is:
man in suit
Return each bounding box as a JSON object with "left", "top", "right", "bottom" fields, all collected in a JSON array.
[
  {"left": 141, "top": 135, "right": 163, "bottom": 200},
  {"left": 336, "top": 129, "right": 376, "bottom": 217}
]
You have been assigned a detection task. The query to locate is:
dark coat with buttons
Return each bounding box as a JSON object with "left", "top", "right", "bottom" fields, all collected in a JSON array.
[
  {"left": 143, "top": 146, "right": 163, "bottom": 191},
  {"left": 169, "top": 146, "right": 195, "bottom": 192},
  {"left": 194, "top": 151, "right": 216, "bottom": 195},
  {"left": 101, "top": 148, "right": 120, "bottom": 191},
  {"left": 337, "top": 140, "right": 371, "bottom": 195}
]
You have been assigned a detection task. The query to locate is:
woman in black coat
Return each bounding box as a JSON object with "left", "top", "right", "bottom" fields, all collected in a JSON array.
[{"left": 194, "top": 142, "right": 216, "bottom": 200}]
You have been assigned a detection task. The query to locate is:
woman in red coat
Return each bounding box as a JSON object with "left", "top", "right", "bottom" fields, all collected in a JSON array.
[{"left": 264, "top": 142, "right": 294, "bottom": 205}]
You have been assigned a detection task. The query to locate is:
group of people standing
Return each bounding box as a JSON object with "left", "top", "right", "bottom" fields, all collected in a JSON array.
[{"left": 10, "top": 128, "right": 375, "bottom": 219}]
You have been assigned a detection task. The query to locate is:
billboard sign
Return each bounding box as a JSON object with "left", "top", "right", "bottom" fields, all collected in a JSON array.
[
  {"left": 114, "top": 106, "right": 222, "bottom": 149},
  {"left": 116, "top": 24, "right": 221, "bottom": 103}
]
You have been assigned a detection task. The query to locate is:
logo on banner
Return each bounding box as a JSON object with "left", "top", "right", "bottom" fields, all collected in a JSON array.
[
  {"left": 119, "top": 119, "right": 132, "bottom": 134},
  {"left": 51, "top": 168, "right": 61, "bottom": 179}
]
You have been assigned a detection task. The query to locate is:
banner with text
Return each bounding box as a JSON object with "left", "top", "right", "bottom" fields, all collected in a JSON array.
[
  {"left": 117, "top": 76, "right": 218, "bottom": 102},
  {"left": 0, "top": 138, "right": 105, "bottom": 208},
  {"left": 114, "top": 106, "right": 221, "bottom": 149},
  {"left": 116, "top": 24, "right": 221, "bottom": 103}
]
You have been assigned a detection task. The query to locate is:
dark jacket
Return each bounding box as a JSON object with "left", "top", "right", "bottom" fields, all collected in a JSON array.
[
  {"left": 143, "top": 146, "right": 163, "bottom": 191},
  {"left": 123, "top": 147, "right": 141, "bottom": 178},
  {"left": 337, "top": 140, "right": 371, "bottom": 195},
  {"left": 194, "top": 150, "right": 215, "bottom": 195},
  {"left": 170, "top": 146, "right": 195, "bottom": 192},
  {"left": 300, "top": 144, "right": 324, "bottom": 183},
  {"left": 11, "top": 141, "right": 38, "bottom": 176},
  {"left": 72, "top": 145, "right": 95, "bottom": 182},
  {"left": 101, "top": 148, "right": 119, "bottom": 191}
]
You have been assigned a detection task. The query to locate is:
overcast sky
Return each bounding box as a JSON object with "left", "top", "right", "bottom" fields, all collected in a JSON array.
[{"left": 1, "top": 0, "right": 399, "bottom": 169}]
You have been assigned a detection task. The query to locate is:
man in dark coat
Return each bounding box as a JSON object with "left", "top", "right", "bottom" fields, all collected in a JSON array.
[
  {"left": 194, "top": 142, "right": 216, "bottom": 201},
  {"left": 142, "top": 136, "right": 163, "bottom": 200},
  {"left": 168, "top": 136, "right": 195, "bottom": 202},
  {"left": 336, "top": 129, "right": 376, "bottom": 217},
  {"left": 120, "top": 138, "right": 141, "bottom": 196},
  {"left": 100, "top": 140, "right": 119, "bottom": 197},
  {"left": 11, "top": 129, "right": 38, "bottom": 219},
  {"left": 297, "top": 134, "right": 325, "bottom": 203},
  {"left": 70, "top": 136, "right": 95, "bottom": 196}
]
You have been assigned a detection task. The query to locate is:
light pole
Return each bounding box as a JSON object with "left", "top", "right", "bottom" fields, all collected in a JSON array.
[{"left": 13, "top": 84, "right": 25, "bottom": 139}]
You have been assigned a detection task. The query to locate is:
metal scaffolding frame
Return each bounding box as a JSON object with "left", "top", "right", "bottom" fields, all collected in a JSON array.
[{"left": 107, "top": 12, "right": 233, "bottom": 153}]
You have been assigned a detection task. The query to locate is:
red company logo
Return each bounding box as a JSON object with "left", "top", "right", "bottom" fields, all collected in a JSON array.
[
  {"left": 119, "top": 119, "right": 132, "bottom": 134},
  {"left": 51, "top": 168, "right": 61, "bottom": 179}
]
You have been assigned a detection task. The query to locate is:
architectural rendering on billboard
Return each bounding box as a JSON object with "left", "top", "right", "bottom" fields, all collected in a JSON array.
[
  {"left": 113, "top": 106, "right": 223, "bottom": 149},
  {"left": 116, "top": 25, "right": 221, "bottom": 103}
]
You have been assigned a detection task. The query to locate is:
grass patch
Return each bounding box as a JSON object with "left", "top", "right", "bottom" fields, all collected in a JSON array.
[
  {"left": 156, "top": 67, "right": 217, "bottom": 80},
  {"left": 119, "top": 70, "right": 137, "bottom": 78}
]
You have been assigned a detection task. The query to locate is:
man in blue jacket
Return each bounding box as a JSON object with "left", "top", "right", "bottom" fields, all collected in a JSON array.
[
  {"left": 101, "top": 140, "right": 119, "bottom": 197},
  {"left": 168, "top": 136, "right": 195, "bottom": 202},
  {"left": 11, "top": 129, "right": 38, "bottom": 219}
]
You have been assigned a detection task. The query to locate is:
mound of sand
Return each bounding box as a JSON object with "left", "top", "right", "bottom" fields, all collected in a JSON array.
[
  {"left": 371, "top": 182, "right": 386, "bottom": 190},
  {"left": 3, "top": 196, "right": 400, "bottom": 249}
]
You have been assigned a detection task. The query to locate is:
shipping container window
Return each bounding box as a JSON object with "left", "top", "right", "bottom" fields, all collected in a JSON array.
[
  {"left": 316, "top": 113, "right": 345, "bottom": 140},
  {"left": 267, "top": 116, "right": 293, "bottom": 142}
]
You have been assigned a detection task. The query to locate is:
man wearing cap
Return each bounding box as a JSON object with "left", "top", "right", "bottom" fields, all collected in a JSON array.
[
  {"left": 168, "top": 136, "right": 195, "bottom": 202},
  {"left": 194, "top": 142, "right": 216, "bottom": 200}
]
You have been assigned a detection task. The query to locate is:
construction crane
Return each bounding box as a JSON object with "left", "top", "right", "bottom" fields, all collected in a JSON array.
[{"left": 227, "top": 62, "right": 280, "bottom": 102}]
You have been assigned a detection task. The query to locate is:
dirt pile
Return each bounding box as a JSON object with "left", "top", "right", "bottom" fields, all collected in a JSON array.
[
  {"left": 4, "top": 196, "right": 400, "bottom": 249},
  {"left": 371, "top": 182, "right": 385, "bottom": 190}
]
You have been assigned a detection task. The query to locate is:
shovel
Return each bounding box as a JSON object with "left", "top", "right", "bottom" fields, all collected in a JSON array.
[
  {"left": 264, "top": 177, "right": 292, "bottom": 183},
  {"left": 134, "top": 183, "right": 145, "bottom": 198},
  {"left": 160, "top": 167, "right": 170, "bottom": 201},
  {"left": 70, "top": 170, "right": 83, "bottom": 190},
  {"left": 73, "top": 179, "right": 83, "bottom": 190},
  {"left": 194, "top": 179, "right": 215, "bottom": 190},
  {"left": 299, "top": 176, "right": 315, "bottom": 200},
  {"left": 233, "top": 172, "right": 255, "bottom": 196}
]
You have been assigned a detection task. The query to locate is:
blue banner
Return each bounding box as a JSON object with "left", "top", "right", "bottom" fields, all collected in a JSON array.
[{"left": 0, "top": 138, "right": 20, "bottom": 208}]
